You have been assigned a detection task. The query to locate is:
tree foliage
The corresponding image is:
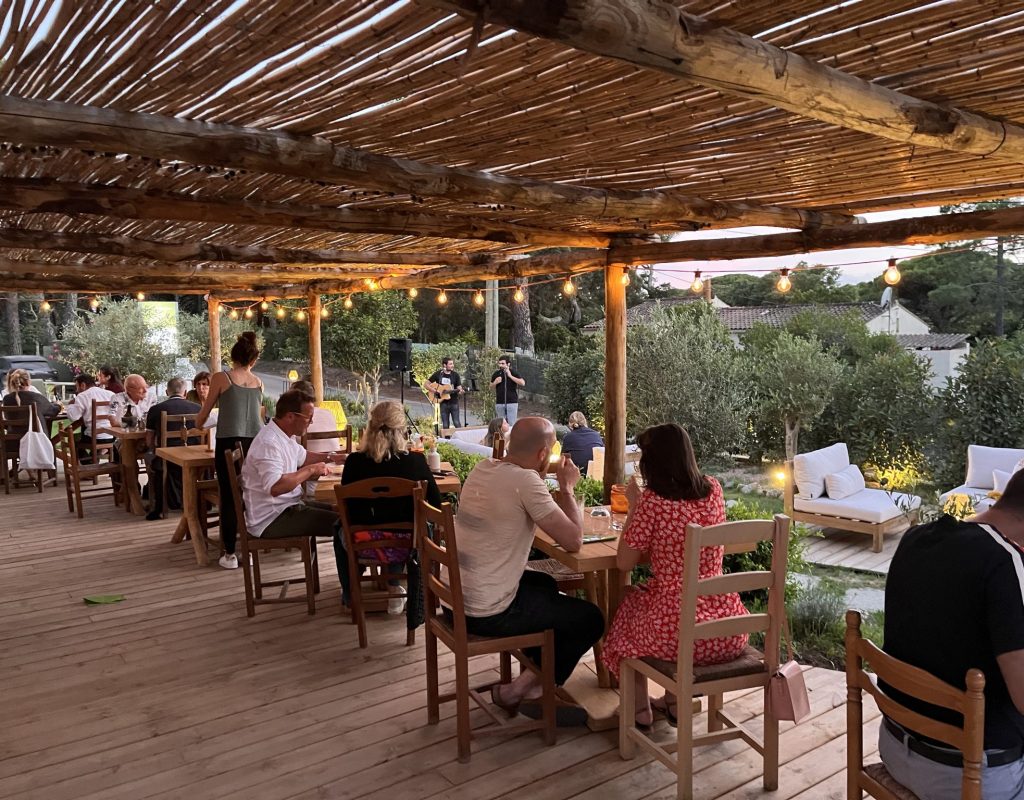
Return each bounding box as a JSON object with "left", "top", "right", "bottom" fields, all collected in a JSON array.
[
  {"left": 177, "top": 311, "right": 264, "bottom": 369},
  {"left": 713, "top": 266, "right": 857, "bottom": 306},
  {"left": 544, "top": 334, "right": 606, "bottom": 429}
]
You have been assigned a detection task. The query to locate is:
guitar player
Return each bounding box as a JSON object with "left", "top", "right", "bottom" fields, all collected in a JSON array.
[{"left": 426, "top": 357, "right": 465, "bottom": 429}]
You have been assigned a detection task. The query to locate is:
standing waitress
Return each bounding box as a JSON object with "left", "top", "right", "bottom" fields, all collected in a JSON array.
[{"left": 196, "top": 332, "right": 264, "bottom": 570}]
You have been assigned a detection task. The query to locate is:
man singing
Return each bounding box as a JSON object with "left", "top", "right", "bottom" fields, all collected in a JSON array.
[{"left": 491, "top": 355, "right": 525, "bottom": 425}]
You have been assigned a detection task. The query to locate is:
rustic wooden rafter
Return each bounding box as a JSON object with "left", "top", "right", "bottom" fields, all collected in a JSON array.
[
  {"left": 426, "top": 0, "right": 1024, "bottom": 163},
  {"left": 0, "top": 96, "right": 856, "bottom": 229}
]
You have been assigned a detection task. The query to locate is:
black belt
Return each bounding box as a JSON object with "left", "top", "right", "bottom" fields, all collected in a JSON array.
[{"left": 884, "top": 717, "right": 1022, "bottom": 768}]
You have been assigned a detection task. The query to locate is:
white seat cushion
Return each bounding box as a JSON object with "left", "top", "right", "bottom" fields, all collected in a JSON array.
[
  {"left": 824, "top": 464, "right": 866, "bottom": 500},
  {"left": 449, "top": 427, "right": 487, "bottom": 444},
  {"left": 965, "top": 445, "right": 1024, "bottom": 490},
  {"left": 994, "top": 469, "right": 1014, "bottom": 494},
  {"left": 444, "top": 438, "right": 492, "bottom": 457},
  {"left": 793, "top": 443, "right": 850, "bottom": 500},
  {"left": 794, "top": 488, "right": 921, "bottom": 524}
]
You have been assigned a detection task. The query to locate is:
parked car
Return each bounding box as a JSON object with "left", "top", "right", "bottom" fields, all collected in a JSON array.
[{"left": 0, "top": 355, "right": 61, "bottom": 390}]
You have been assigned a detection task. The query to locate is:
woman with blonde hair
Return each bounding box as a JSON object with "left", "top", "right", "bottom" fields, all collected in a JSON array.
[
  {"left": 3, "top": 368, "right": 60, "bottom": 428},
  {"left": 561, "top": 410, "right": 604, "bottom": 471},
  {"left": 335, "top": 400, "right": 442, "bottom": 611}
]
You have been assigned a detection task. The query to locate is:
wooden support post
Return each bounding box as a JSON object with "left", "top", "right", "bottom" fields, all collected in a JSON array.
[
  {"left": 603, "top": 264, "right": 627, "bottom": 502},
  {"left": 703, "top": 275, "right": 713, "bottom": 302},
  {"left": 307, "top": 290, "right": 324, "bottom": 404},
  {"left": 207, "top": 297, "right": 221, "bottom": 373}
]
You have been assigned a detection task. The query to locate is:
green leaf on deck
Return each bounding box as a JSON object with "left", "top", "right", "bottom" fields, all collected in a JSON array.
[{"left": 83, "top": 594, "right": 126, "bottom": 605}]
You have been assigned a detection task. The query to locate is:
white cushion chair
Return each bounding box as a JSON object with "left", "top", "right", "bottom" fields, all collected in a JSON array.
[
  {"left": 786, "top": 443, "right": 921, "bottom": 553},
  {"left": 939, "top": 445, "right": 1024, "bottom": 514}
]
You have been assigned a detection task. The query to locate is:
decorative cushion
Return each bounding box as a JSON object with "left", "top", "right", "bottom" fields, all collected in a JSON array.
[
  {"left": 825, "top": 464, "right": 866, "bottom": 500},
  {"left": 994, "top": 469, "right": 1013, "bottom": 494},
  {"left": 793, "top": 443, "right": 850, "bottom": 500},
  {"left": 965, "top": 445, "right": 1024, "bottom": 490},
  {"left": 794, "top": 489, "right": 920, "bottom": 524}
]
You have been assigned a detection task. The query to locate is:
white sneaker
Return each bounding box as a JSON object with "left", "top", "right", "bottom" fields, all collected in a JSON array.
[
  {"left": 218, "top": 554, "right": 239, "bottom": 570},
  {"left": 387, "top": 585, "right": 407, "bottom": 615}
]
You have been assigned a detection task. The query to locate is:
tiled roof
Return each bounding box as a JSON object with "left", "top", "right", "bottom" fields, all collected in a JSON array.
[
  {"left": 894, "top": 334, "right": 970, "bottom": 350},
  {"left": 582, "top": 296, "right": 703, "bottom": 332}
]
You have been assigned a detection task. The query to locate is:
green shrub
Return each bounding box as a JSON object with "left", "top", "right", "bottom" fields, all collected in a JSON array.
[
  {"left": 722, "top": 499, "right": 808, "bottom": 603},
  {"left": 544, "top": 335, "right": 605, "bottom": 429},
  {"left": 436, "top": 442, "right": 486, "bottom": 483},
  {"left": 574, "top": 476, "right": 604, "bottom": 507}
]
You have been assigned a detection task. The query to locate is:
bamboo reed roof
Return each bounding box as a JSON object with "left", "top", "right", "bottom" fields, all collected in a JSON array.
[{"left": 1, "top": 0, "right": 1023, "bottom": 296}]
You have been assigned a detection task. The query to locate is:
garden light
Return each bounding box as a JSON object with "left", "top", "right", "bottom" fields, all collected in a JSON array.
[
  {"left": 244, "top": 308, "right": 254, "bottom": 319},
  {"left": 344, "top": 295, "right": 354, "bottom": 309},
  {"left": 136, "top": 292, "right": 146, "bottom": 301},
  {"left": 260, "top": 300, "right": 269, "bottom": 311},
  {"left": 513, "top": 287, "right": 525, "bottom": 303},
  {"left": 473, "top": 290, "right": 485, "bottom": 306},
  {"left": 40, "top": 299, "right": 51, "bottom": 312},
  {"left": 229, "top": 308, "right": 239, "bottom": 320},
  {"left": 295, "top": 309, "right": 306, "bottom": 322},
  {"left": 321, "top": 306, "right": 330, "bottom": 318},
  {"left": 275, "top": 306, "right": 286, "bottom": 319},
  {"left": 562, "top": 277, "right": 575, "bottom": 296},
  {"left": 408, "top": 287, "right": 418, "bottom": 298},
  {"left": 690, "top": 271, "right": 704, "bottom": 294},
  {"left": 883, "top": 258, "right": 902, "bottom": 286},
  {"left": 437, "top": 290, "right": 448, "bottom": 305},
  {"left": 621, "top": 270, "right": 630, "bottom": 286},
  {"left": 776, "top": 269, "right": 792, "bottom": 294}
]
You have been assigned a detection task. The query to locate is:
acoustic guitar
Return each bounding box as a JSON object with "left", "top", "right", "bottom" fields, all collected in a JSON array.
[{"left": 424, "top": 380, "right": 460, "bottom": 404}]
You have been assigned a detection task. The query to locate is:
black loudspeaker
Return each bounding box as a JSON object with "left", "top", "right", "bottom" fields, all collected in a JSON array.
[{"left": 388, "top": 338, "right": 412, "bottom": 371}]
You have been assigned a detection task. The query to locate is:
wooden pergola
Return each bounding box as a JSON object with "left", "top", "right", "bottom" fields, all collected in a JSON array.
[{"left": 2, "top": 0, "right": 1024, "bottom": 492}]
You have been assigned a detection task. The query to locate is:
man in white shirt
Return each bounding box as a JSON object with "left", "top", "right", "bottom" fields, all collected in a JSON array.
[
  {"left": 65, "top": 374, "right": 115, "bottom": 459},
  {"left": 454, "top": 416, "right": 604, "bottom": 712},
  {"left": 110, "top": 374, "right": 154, "bottom": 423},
  {"left": 235, "top": 389, "right": 343, "bottom": 571}
]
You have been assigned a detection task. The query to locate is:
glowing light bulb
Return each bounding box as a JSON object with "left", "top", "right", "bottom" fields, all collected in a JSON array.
[
  {"left": 275, "top": 306, "right": 286, "bottom": 319},
  {"left": 40, "top": 299, "right": 51, "bottom": 312},
  {"left": 229, "top": 308, "right": 239, "bottom": 320},
  {"left": 136, "top": 292, "right": 146, "bottom": 301},
  {"left": 343, "top": 296, "right": 354, "bottom": 309},
  {"left": 89, "top": 296, "right": 100, "bottom": 311},
  {"left": 244, "top": 308, "right": 254, "bottom": 319},
  {"left": 883, "top": 259, "right": 902, "bottom": 286},
  {"left": 690, "top": 272, "right": 704, "bottom": 294},
  {"left": 776, "top": 269, "right": 792, "bottom": 294},
  {"left": 473, "top": 290, "right": 485, "bottom": 306},
  {"left": 437, "top": 290, "right": 448, "bottom": 305},
  {"left": 367, "top": 279, "right": 379, "bottom": 291},
  {"left": 621, "top": 271, "right": 630, "bottom": 286},
  {"left": 260, "top": 300, "right": 269, "bottom": 311},
  {"left": 408, "top": 287, "right": 418, "bottom": 298},
  {"left": 513, "top": 287, "right": 525, "bottom": 303},
  {"left": 296, "top": 309, "right": 306, "bottom": 322},
  {"left": 321, "top": 306, "right": 330, "bottom": 318},
  {"left": 562, "top": 277, "right": 575, "bottom": 296}
]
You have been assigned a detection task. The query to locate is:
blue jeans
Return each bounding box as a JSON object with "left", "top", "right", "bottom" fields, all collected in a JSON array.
[{"left": 496, "top": 402, "right": 519, "bottom": 425}]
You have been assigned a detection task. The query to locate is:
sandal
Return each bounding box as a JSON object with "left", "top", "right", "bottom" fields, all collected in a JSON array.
[
  {"left": 651, "top": 696, "right": 678, "bottom": 727},
  {"left": 490, "top": 684, "right": 520, "bottom": 718},
  {"left": 634, "top": 710, "right": 654, "bottom": 733}
]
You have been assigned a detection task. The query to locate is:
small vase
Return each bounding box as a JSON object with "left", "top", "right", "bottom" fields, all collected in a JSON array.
[{"left": 427, "top": 449, "right": 441, "bottom": 471}]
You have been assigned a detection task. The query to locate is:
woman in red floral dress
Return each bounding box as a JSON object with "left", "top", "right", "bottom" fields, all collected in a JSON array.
[{"left": 602, "top": 423, "right": 749, "bottom": 729}]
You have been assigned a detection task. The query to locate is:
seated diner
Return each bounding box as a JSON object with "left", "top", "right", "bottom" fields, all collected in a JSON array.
[{"left": 561, "top": 410, "right": 604, "bottom": 471}]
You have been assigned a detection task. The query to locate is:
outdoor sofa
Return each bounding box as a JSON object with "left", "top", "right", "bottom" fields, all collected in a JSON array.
[{"left": 939, "top": 444, "right": 1024, "bottom": 514}]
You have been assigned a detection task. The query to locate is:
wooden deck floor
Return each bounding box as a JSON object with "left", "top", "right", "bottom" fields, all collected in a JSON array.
[
  {"left": 0, "top": 484, "right": 879, "bottom": 800},
  {"left": 803, "top": 527, "right": 903, "bottom": 575}
]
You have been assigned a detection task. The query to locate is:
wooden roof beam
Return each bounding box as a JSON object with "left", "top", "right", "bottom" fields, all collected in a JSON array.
[
  {"left": 426, "top": 0, "right": 1024, "bottom": 163},
  {"left": 0, "top": 96, "right": 855, "bottom": 229},
  {"left": 0, "top": 178, "right": 611, "bottom": 249}
]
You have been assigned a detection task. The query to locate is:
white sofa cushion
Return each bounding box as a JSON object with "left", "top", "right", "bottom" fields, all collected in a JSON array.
[
  {"left": 965, "top": 445, "right": 1024, "bottom": 490},
  {"left": 825, "top": 464, "right": 865, "bottom": 500},
  {"left": 994, "top": 469, "right": 1013, "bottom": 494},
  {"left": 794, "top": 488, "right": 920, "bottom": 524},
  {"left": 444, "top": 438, "right": 492, "bottom": 457},
  {"left": 449, "top": 427, "right": 488, "bottom": 444},
  {"left": 793, "top": 443, "right": 850, "bottom": 500}
]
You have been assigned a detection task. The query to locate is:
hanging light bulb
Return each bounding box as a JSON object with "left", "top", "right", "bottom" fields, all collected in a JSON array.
[
  {"left": 437, "top": 290, "right": 448, "bottom": 305},
  {"left": 89, "top": 296, "right": 100, "bottom": 311},
  {"left": 40, "top": 299, "right": 51, "bottom": 312},
  {"left": 136, "top": 291, "right": 146, "bottom": 301},
  {"left": 367, "top": 279, "right": 379, "bottom": 291},
  {"left": 296, "top": 309, "right": 307, "bottom": 322},
  {"left": 473, "top": 290, "right": 485, "bottom": 306},
  {"left": 690, "top": 271, "right": 704, "bottom": 294},
  {"left": 229, "top": 308, "right": 239, "bottom": 320},
  {"left": 562, "top": 277, "right": 575, "bottom": 296},
  {"left": 513, "top": 286, "right": 525, "bottom": 303},
  {"left": 776, "top": 268, "right": 792, "bottom": 294},
  {"left": 621, "top": 270, "right": 631, "bottom": 286},
  {"left": 408, "top": 287, "right": 418, "bottom": 298},
  {"left": 343, "top": 295, "right": 354, "bottom": 310},
  {"left": 260, "top": 300, "right": 269, "bottom": 311},
  {"left": 883, "top": 258, "right": 902, "bottom": 286},
  {"left": 275, "top": 306, "right": 286, "bottom": 319},
  {"left": 244, "top": 308, "right": 254, "bottom": 319},
  {"left": 321, "top": 305, "right": 330, "bottom": 318}
]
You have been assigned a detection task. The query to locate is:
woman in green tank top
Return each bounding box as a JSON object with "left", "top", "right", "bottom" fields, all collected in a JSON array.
[{"left": 196, "top": 332, "right": 264, "bottom": 570}]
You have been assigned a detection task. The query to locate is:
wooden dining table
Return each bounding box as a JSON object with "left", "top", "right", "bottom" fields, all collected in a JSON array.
[
  {"left": 155, "top": 444, "right": 216, "bottom": 566},
  {"left": 97, "top": 424, "right": 150, "bottom": 516},
  {"left": 312, "top": 461, "right": 462, "bottom": 503}
]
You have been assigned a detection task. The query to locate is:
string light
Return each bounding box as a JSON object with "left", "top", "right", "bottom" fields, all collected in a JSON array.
[
  {"left": 776, "top": 268, "right": 792, "bottom": 294},
  {"left": 473, "top": 290, "right": 485, "bottom": 306},
  {"left": 244, "top": 308, "right": 254, "bottom": 319},
  {"left": 229, "top": 308, "right": 239, "bottom": 320},
  {"left": 260, "top": 300, "right": 269, "bottom": 311},
  {"left": 883, "top": 258, "right": 902, "bottom": 286},
  {"left": 513, "top": 286, "right": 525, "bottom": 303},
  {"left": 562, "top": 277, "right": 575, "bottom": 296},
  {"left": 367, "top": 278, "right": 379, "bottom": 291},
  {"left": 40, "top": 299, "right": 51, "bottom": 312},
  {"left": 437, "top": 289, "right": 448, "bottom": 305},
  {"left": 343, "top": 295, "right": 354, "bottom": 309},
  {"left": 275, "top": 306, "right": 286, "bottom": 319},
  {"left": 621, "top": 270, "right": 630, "bottom": 286},
  {"left": 295, "top": 309, "right": 306, "bottom": 322},
  {"left": 136, "top": 292, "right": 146, "bottom": 301},
  {"left": 690, "top": 271, "right": 704, "bottom": 294},
  {"left": 89, "top": 296, "right": 100, "bottom": 311},
  {"left": 321, "top": 305, "right": 330, "bottom": 318},
  {"left": 408, "top": 287, "right": 418, "bottom": 298}
]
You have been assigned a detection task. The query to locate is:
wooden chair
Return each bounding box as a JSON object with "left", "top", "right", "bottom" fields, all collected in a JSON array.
[
  {"left": 223, "top": 445, "right": 321, "bottom": 617},
  {"left": 845, "top": 610, "right": 985, "bottom": 800},
  {"left": 155, "top": 412, "right": 210, "bottom": 518},
  {"left": 334, "top": 477, "right": 421, "bottom": 648},
  {"left": 301, "top": 426, "right": 353, "bottom": 454},
  {"left": 417, "top": 486, "right": 557, "bottom": 762},
  {"left": 87, "top": 398, "right": 118, "bottom": 464},
  {"left": 0, "top": 404, "right": 43, "bottom": 493},
  {"left": 491, "top": 437, "right": 505, "bottom": 459},
  {"left": 619, "top": 514, "right": 791, "bottom": 800},
  {"left": 54, "top": 425, "right": 121, "bottom": 518}
]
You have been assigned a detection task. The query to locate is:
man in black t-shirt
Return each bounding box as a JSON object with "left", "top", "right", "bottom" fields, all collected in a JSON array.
[
  {"left": 426, "top": 357, "right": 463, "bottom": 429},
  {"left": 491, "top": 355, "right": 525, "bottom": 425},
  {"left": 881, "top": 471, "right": 1024, "bottom": 799}
]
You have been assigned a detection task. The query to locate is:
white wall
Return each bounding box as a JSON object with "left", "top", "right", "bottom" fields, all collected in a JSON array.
[
  {"left": 867, "top": 304, "right": 930, "bottom": 335},
  {"left": 914, "top": 345, "right": 970, "bottom": 391}
]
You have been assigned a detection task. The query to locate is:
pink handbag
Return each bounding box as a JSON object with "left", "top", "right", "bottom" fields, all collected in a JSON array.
[{"left": 767, "top": 617, "right": 811, "bottom": 723}]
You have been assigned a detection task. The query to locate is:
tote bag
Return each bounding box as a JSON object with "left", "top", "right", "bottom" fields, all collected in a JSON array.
[{"left": 17, "top": 401, "right": 55, "bottom": 471}]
